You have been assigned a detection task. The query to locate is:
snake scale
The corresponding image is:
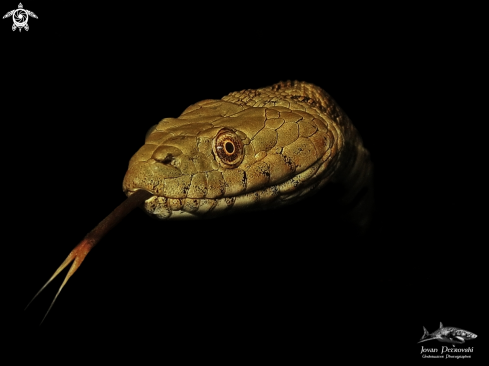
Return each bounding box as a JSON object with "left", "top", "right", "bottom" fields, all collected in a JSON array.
[{"left": 27, "top": 81, "right": 373, "bottom": 322}]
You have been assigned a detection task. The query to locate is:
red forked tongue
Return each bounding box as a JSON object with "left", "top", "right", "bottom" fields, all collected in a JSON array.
[{"left": 25, "top": 190, "right": 152, "bottom": 324}]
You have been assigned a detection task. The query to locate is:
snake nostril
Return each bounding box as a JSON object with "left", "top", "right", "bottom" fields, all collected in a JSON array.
[
  {"left": 161, "top": 154, "right": 173, "bottom": 164},
  {"left": 152, "top": 145, "right": 182, "bottom": 165}
]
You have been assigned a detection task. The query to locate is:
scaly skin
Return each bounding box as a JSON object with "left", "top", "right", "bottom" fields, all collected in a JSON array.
[
  {"left": 27, "top": 81, "right": 373, "bottom": 323},
  {"left": 123, "top": 81, "right": 373, "bottom": 228}
]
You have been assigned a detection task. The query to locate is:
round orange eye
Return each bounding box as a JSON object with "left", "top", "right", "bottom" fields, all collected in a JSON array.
[{"left": 213, "top": 129, "right": 244, "bottom": 168}]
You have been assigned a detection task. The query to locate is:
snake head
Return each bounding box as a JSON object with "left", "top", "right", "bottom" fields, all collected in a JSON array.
[
  {"left": 27, "top": 82, "right": 373, "bottom": 324},
  {"left": 122, "top": 88, "right": 351, "bottom": 220}
]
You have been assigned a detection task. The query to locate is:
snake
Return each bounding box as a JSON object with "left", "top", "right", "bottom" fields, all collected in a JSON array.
[{"left": 26, "top": 81, "right": 373, "bottom": 323}]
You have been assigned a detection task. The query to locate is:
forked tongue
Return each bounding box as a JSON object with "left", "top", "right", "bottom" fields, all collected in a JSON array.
[{"left": 25, "top": 189, "right": 152, "bottom": 324}]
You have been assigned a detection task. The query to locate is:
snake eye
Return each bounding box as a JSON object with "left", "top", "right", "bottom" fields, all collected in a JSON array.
[{"left": 213, "top": 129, "right": 244, "bottom": 168}]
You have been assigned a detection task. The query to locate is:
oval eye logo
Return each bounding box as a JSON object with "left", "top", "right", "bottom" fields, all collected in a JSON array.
[{"left": 213, "top": 129, "right": 244, "bottom": 168}]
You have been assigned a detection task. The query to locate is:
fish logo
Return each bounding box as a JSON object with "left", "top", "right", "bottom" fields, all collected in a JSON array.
[{"left": 419, "top": 322, "right": 477, "bottom": 347}]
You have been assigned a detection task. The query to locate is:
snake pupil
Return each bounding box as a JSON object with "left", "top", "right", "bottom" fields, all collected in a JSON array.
[
  {"left": 225, "top": 141, "right": 234, "bottom": 154},
  {"left": 213, "top": 129, "right": 244, "bottom": 168}
]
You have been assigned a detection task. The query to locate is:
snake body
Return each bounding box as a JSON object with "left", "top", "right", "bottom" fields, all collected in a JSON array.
[{"left": 123, "top": 81, "right": 373, "bottom": 229}]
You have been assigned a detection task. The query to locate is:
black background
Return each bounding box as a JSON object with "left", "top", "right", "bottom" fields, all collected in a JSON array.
[{"left": 5, "top": 2, "right": 486, "bottom": 362}]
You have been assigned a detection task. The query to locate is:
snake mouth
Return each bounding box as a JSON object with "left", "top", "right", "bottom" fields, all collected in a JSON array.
[
  {"left": 123, "top": 173, "right": 321, "bottom": 220},
  {"left": 121, "top": 153, "right": 331, "bottom": 220},
  {"left": 126, "top": 188, "right": 155, "bottom": 198}
]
